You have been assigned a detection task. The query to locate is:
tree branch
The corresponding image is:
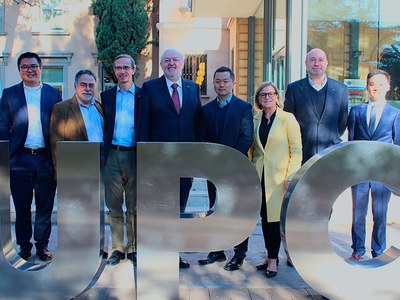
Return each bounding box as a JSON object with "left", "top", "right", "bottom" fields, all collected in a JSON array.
[{"left": 13, "top": 0, "right": 39, "bottom": 7}]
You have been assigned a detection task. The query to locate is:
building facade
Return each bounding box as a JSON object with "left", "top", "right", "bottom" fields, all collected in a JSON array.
[{"left": 1, "top": 0, "right": 400, "bottom": 105}]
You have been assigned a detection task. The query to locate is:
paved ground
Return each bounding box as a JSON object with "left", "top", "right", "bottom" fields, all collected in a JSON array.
[
  {"left": 7, "top": 179, "right": 400, "bottom": 300},
  {"left": 69, "top": 222, "right": 399, "bottom": 300},
  {"left": 75, "top": 222, "right": 322, "bottom": 300}
]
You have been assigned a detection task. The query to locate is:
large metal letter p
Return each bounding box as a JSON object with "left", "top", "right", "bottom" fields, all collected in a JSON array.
[{"left": 136, "top": 143, "right": 261, "bottom": 300}]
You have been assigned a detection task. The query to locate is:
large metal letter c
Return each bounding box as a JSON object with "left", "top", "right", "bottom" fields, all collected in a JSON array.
[{"left": 282, "top": 141, "right": 400, "bottom": 300}]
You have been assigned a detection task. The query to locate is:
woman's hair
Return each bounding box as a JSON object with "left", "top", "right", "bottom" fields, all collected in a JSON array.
[{"left": 254, "top": 81, "right": 282, "bottom": 110}]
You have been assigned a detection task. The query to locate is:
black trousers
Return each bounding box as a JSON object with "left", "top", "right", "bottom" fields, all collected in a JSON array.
[
  {"left": 10, "top": 152, "right": 56, "bottom": 251},
  {"left": 260, "top": 178, "right": 281, "bottom": 259},
  {"left": 180, "top": 177, "right": 193, "bottom": 213}
]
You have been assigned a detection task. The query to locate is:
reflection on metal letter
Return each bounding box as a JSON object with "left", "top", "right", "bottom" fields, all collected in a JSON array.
[
  {"left": 0, "top": 141, "right": 105, "bottom": 299},
  {"left": 282, "top": 141, "right": 400, "bottom": 300},
  {"left": 137, "top": 142, "right": 261, "bottom": 300}
]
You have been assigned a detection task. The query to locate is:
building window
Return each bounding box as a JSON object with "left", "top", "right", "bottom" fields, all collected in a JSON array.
[
  {"left": 183, "top": 54, "right": 207, "bottom": 96},
  {"left": 36, "top": 0, "right": 67, "bottom": 32},
  {"left": 38, "top": 53, "right": 72, "bottom": 98},
  {"left": 306, "top": 0, "right": 400, "bottom": 106},
  {"left": 42, "top": 67, "right": 64, "bottom": 96}
]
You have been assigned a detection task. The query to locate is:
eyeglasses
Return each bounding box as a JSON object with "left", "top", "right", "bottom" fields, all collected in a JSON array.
[
  {"left": 79, "top": 82, "right": 96, "bottom": 89},
  {"left": 20, "top": 64, "right": 39, "bottom": 72},
  {"left": 114, "top": 66, "right": 133, "bottom": 71},
  {"left": 258, "top": 92, "right": 277, "bottom": 99}
]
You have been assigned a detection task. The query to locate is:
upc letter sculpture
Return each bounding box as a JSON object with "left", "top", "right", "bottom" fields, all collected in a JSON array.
[{"left": 1, "top": 141, "right": 400, "bottom": 299}]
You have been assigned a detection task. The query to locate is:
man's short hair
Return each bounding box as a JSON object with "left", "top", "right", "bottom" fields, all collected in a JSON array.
[
  {"left": 17, "top": 52, "right": 42, "bottom": 69},
  {"left": 367, "top": 69, "right": 390, "bottom": 84},
  {"left": 74, "top": 69, "right": 97, "bottom": 84},
  {"left": 160, "top": 49, "right": 185, "bottom": 62},
  {"left": 213, "top": 66, "right": 235, "bottom": 81},
  {"left": 114, "top": 54, "right": 136, "bottom": 67}
]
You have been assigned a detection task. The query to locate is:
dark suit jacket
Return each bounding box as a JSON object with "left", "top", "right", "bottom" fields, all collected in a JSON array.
[
  {"left": 0, "top": 82, "right": 61, "bottom": 164},
  {"left": 100, "top": 84, "right": 142, "bottom": 162},
  {"left": 49, "top": 95, "right": 104, "bottom": 168},
  {"left": 284, "top": 77, "right": 348, "bottom": 164},
  {"left": 202, "top": 95, "right": 253, "bottom": 155},
  {"left": 348, "top": 102, "right": 400, "bottom": 145},
  {"left": 138, "top": 75, "right": 204, "bottom": 142}
]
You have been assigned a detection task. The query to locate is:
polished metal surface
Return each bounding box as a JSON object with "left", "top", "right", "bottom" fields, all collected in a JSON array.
[
  {"left": 136, "top": 142, "right": 261, "bottom": 300},
  {"left": 282, "top": 141, "right": 400, "bottom": 300},
  {"left": 0, "top": 142, "right": 105, "bottom": 299}
]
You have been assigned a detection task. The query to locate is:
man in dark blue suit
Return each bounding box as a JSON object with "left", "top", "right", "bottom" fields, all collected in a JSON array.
[
  {"left": 139, "top": 48, "right": 204, "bottom": 268},
  {"left": 284, "top": 48, "right": 348, "bottom": 164},
  {"left": 101, "top": 54, "right": 142, "bottom": 266},
  {"left": 348, "top": 69, "right": 400, "bottom": 261},
  {"left": 197, "top": 66, "right": 253, "bottom": 271},
  {"left": 0, "top": 52, "right": 61, "bottom": 261}
]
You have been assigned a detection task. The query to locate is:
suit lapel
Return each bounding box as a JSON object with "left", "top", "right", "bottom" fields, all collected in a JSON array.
[
  {"left": 221, "top": 97, "right": 239, "bottom": 136},
  {"left": 40, "top": 84, "right": 50, "bottom": 131},
  {"left": 159, "top": 76, "right": 178, "bottom": 114},
  {"left": 16, "top": 83, "right": 29, "bottom": 135},
  {"left": 324, "top": 80, "right": 335, "bottom": 119},
  {"left": 253, "top": 111, "right": 264, "bottom": 153},
  {"left": 70, "top": 96, "right": 88, "bottom": 139},
  {"left": 373, "top": 103, "right": 390, "bottom": 137},
  {"left": 181, "top": 78, "right": 193, "bottom": 113},
  {"left": 94, "top": 101, "right": 104, "bottom": 119},
  {"left": 134, "top": 85, "right": 141, "bottom": 125},
  {"left": 265, "top": 108, "right": 283, "bottom": 150},
  {"left": 299, "top": 79, "right": 319, "bottom": 119},
  {"left": 358, "top": 103, "right": 370, "bottom": 136},
  {"left": 106, "top": 86, "right": 117, "bottom": 132}
]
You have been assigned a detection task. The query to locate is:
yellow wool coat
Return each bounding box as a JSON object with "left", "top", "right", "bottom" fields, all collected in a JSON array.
[{"left": 250, "top": 108, "right": 302, "bottom": 222}]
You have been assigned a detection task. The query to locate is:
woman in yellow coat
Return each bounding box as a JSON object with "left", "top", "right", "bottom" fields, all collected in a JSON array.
[{"left": 250, "top": 81, "right": 302, "bottom": 278}]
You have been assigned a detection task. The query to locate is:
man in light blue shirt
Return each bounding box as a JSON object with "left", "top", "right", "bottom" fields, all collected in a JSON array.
[
  {"left": 50, "top": 69, "right": 104, "bottom": 169},
  {"left": 101, "top": 54, "right": 142, "bottom": 266}
]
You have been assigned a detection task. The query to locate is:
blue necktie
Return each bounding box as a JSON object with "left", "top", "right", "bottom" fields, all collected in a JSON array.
[{"left": 369, "top": 104, "right": 376, "bottom": 134}]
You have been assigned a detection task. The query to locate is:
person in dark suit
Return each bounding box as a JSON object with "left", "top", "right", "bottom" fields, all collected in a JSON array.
[
  {"left": 50, "top": 69, "right": 104, "bottom": 168},
  {"left": 197, "top": 66, "right": 253, "bottom": 271},
  {"left": 0, "top": 52, "right": 61, "bottom": 261},
  {"left": 284, "top": 48, "right": 348, "bottom": 165},
  {"left": 348, "top": 69, "right": 400, "bottom": 261},
  {"left": 101, "top": 54, "right": 142, "bottom": 266},
  {"left": 139, "top": 48, "right": 204, "bottom": 268}
]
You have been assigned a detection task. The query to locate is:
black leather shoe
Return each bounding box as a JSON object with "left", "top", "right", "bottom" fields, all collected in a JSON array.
[
  {"left": 265, "top": 270, "right": 278, "bottom": 278},
  {"left": 256, "top": 258, "right": 279, "bottom": 270},
  {"left": 179, "top": 256, "right": 190, "bottom": 268},
  {"left": 127, "top": 252, "right": 137, "bottom": 266},
  {"left": 107, "top": 250, "right": 125, "bottom": 265},
  {"left": 256, "top": 262, "right": 268, "bottom": 270},
  {"left": 224, "top": 255, "right": 244, "bottom": 271},
  {"left": 18, "top": 249, "right": 31, "bottom": 260},
  {"left": 198, "top": 252, "right": 227, "bottom": 265},
  {"left": 36, "top": 248, "right": 53, "bottom": 261}
]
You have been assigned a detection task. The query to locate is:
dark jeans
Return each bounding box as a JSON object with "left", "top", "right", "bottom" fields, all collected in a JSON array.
[{"left": 10, "top": 152, "right": 56, "bottom": 251}]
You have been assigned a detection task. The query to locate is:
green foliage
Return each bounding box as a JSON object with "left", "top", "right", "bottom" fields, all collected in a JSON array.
[{"left": 91, "top": 0, "right": 150, "bottom": 82}]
